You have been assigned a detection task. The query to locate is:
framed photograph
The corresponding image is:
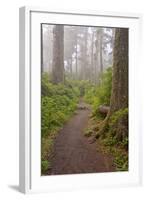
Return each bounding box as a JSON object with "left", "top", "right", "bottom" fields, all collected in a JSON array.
[{"left": 19, "top": 6, "right": 142, "bottom": 193}]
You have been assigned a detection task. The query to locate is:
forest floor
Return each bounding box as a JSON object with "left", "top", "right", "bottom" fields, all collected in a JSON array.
[{"left": 47, "top": 99, "right": 115, "bottom": 175}]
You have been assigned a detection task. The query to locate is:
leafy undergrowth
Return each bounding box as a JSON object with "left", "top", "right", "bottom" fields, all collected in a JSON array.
[
  {"left": 84, "top": 67, "right": 112, "bottom": 118},
  {"left": 41, "top": 73, "right": 80, "bottom": 175},
  {"left": 84, "top": 117, "right": 128, "bottom": 171},
  {"left": 99, "top": 135, "right": 128, "bottom": 171},
  {"left": 83, "top": 67, "right": 128, "bottom": 171}
]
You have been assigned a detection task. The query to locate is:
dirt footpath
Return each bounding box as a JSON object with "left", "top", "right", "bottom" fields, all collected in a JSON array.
[{"left": 48, "top": 102, "right": 115, "bottom": 175}]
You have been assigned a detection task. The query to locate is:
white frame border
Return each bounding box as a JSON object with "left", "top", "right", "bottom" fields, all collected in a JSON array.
[{"left": 19, "top": 6, "right": 143, "bottom": 194}]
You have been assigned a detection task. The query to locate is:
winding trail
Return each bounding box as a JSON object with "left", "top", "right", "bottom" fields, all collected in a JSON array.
[{"left": 48, "top": 101, "right": 115, "bottom": 175}]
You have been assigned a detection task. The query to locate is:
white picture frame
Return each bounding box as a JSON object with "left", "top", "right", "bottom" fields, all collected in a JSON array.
[{"left": 19, "top": 6, "right": 142, "bottom": 194}]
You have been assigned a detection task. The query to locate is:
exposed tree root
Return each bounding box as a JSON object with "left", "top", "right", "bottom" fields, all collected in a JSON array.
[{"left": 95, "top": 114, "right": 110, "bottom": 138}]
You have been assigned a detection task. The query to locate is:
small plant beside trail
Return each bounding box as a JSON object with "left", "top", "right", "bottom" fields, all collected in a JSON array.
[
  {"left": 41, "top": 73, "right": 80, "bottom": 174},
  {"left": 83, "top": 67, "right": 128, "bottom": 171}
]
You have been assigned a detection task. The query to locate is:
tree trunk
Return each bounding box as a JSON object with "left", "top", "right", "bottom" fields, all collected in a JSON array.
[
  {"left": 80, "top": 27, "right": 88, "bottom": 80},
  {"left": 70, "top": 57, "right": 72, "bottom": 76},
  {"left": 99, "top": 31, "right": 103, "bottom": 73},
  {"left": 41, "top": 27, "right": 44, "bottom": 74},
  {"left": 95, "top": 28, "right": 102, "bottom": 85},
  {"left": 75, "top": 38, "right": 78, "bottom": 78},
  {"left": 110, "top": 28, "right": 128, "bottom": 112},
  {"left": 91, "top": 31, "right": 94, "bottom": 82},
  {"left": 96, "top": 28, "right": 128, "bottom": 141},
  {"left": 83, "top": 28, "right": 88, "bottom": 80},
  {"left": 52, "top": 25, "right": 64, "bottom": 84}
]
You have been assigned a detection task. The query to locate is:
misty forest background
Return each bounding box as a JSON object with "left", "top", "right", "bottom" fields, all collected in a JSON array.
[{"left": 41, "top": 24, "right": 128, "bottom": 174}]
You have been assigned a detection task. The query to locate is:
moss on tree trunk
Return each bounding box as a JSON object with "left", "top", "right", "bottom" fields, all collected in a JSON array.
[{"left": 96, "top": 28, "right": 128, "bottom": 141}]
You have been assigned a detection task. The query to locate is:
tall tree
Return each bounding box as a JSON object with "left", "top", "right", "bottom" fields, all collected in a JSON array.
[
  {"left": 52, "top": 25, "right": 64, "bottom": 84},
  {"left": 90, "top": 28, "right": 95, "bottom": 82},
  {"left": 96, "top": 28, "right": 128, "bottom": 141},
  {"left": 94, "top": 28, "right": 102, "bottom": 84},
  {"left": 99, "top": 29, "right": 103, "bottom": 73},
  {"left": 64, "top": 26, "right": 78, "bottom": 78},
  {"left": 102, "top": 28, "right": 115, "bottom": 69},
  {"left": 75, "top": 29, "right": 78, "bottom": 78},
  {"left": 80, "top": 27, "right": 88, "bottom": 80},
  {"left": 41, "top": 25, "right": 53, "bottom": 74}
]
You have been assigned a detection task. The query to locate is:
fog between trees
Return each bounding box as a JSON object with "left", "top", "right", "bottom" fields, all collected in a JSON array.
[
  {"left": 41, "top": 24, "right": 128, "bottom": 174},
  {"left": 42, "top": 25, "right": 114, "bottom": 84}
]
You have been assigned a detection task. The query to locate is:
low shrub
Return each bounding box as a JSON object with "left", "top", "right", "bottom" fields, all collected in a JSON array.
[
  {"left": 41, "top": 160, "right": 52, "bottom": 174},
  {"left": 84, "top": 67, "right": 112, "bottom": 117},
  {"left": 41, "top": 73, "right": 79, "bottom": 137},
  {"left": 114, "top": 151, "right": 128, "bottom": 171},
  {"left": 109, "top": 108, "right": 128, "bottom": 127},
  {"left": 41, "top": 73, "right": 80, "bottom": 174}
]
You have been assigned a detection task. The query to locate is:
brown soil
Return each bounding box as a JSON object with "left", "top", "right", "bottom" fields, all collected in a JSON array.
[{"left": 47, "top": 101, "right": 115, "bottom": 175}]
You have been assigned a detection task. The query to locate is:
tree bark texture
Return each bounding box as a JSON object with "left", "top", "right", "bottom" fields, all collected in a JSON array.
[
  {"left": 52, "top": 25, "right": 64, "bottom": 84},
  {"left": 96, "top": 28, "right": 128, "bottom": 141}
]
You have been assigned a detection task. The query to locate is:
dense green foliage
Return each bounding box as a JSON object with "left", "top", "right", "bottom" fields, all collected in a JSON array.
[
  {"left": 83, "top": 68, "right": 128, "bottom": 171},
  {"left": 107, "top": 107, "right": 128, "bottom": 171},
  {"left": 41, "top": 73, "right": 80, "bottom": 137},
  {"left": 109, "top": 108, "right": 128, "bottom": 127},
  {"left": 41, "top": 73, "right": 80, "bottom": 174},
  {"left": 101, "top": 132, "right": 128, "bottom": 171},
  {"left": 41, "top": 68, "right": 128, "bottom": 173},
  {"left": 84, "top": 67, "right": 112, "bottom": 116},
  {"left": 41, "top": 160, "right": 51, "bottom": 174}
]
